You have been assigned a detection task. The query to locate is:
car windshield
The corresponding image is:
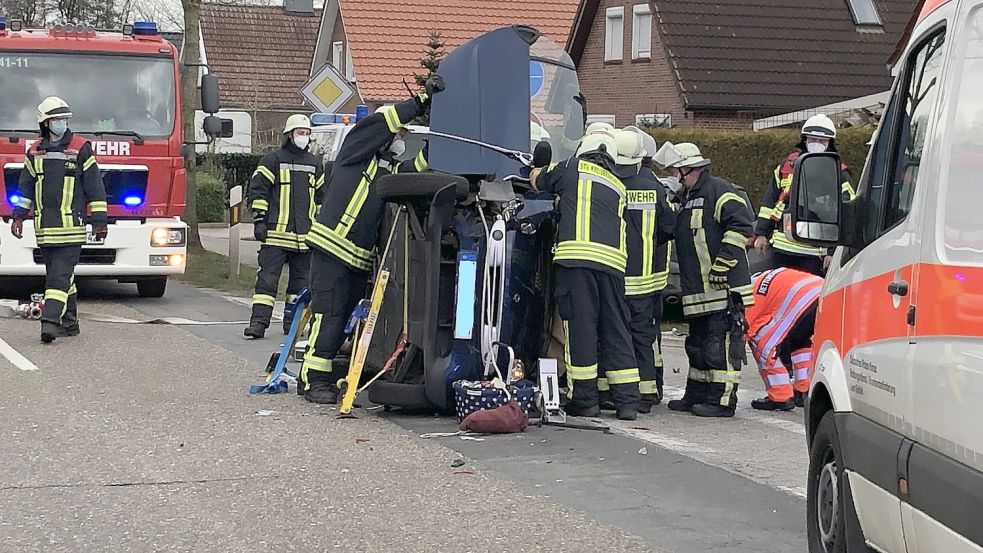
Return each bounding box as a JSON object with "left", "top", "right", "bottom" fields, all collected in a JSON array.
[
  {"left": 0, "top": 52, "right": 176, "bottom": 137},
  {"left": 530, "top": 38, "right": 586, "bottom": 162}
]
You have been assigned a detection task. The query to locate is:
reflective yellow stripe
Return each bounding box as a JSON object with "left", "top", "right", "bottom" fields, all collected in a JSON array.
[
  {"left": 640, "top": 380, "right": 659, "bottom": 394},
  {"left": 89, "top": 201, "right": 107, "bottom": 213},
  {"left": 277, "top": 179, "right": 290, "bottom": 231},
  {"left": 757, "top": 206, "right": 773, "bottom": 219},
  {"left": 711, "top": 370, "right": 742, "bottom": 384},
  {"left": 691, "top": 209, "right": 711, "bottom": 291},
  {"left": 567, "top": 364, "right": 599, "bottom": 380},
  {"left": 606, "top": 368, "right": 640, "bottom": 385},
  {"left": 24, "top": 155, "right": 36, "bottom": 177},
  {"left": 382, "top": 105, "right": 404, "bottom": 133},
  {"left": 82, "top": 156, "right": 97, "bottom": 171},
  {"left": 577, "top": 160, "right": 627, "bottom": 195},
  {"left": 597, "top": 377, "right": 609, "bottom": 391},
  {"left": 336, "top": 159, "right": 379, "bottom": 238},
  {"left": 307, "top": 222, "right": 374, "bottom": 271},
  {"left": 575, "top": 178, "right": 591, "bottom": 241},
  {"left": 642, "top": 209, "right": 655, "bottom": 277},
  {"left": 44, "top": 288, "right": 69, "bottom": 304},
  {"left": 714, "top": 192, "right": 746, "bottom": 222},
  {"left": 68, "top": 276, "right": 77, "bottom": 296},
  {"left": 711, "top": 257, "right": 739, "bottom": 272},
  {"left": 842, "top": 180, "right": 856, "bottom": 199},
  {"left": 14, "top": 197, "right": 32, "bottom": 210},
  {"left": 722, "top": 230, "right": 746, "bottom": 248},
  {"left": 61, "top": 176, "right": 76, "bottom": 228},
  {"left": 252, "top": 294, "right": 276, "bottom": 307},
  {"left": 414, "top": 150, "right": 428, "bottom": 172},
  {"left": 254, "top": 165, "right": 275, "bottom": 183},
  {"left": 251, "top": 199, "right": 269, "bottom": 212},
  {"left": 308, "top": 182, "right": 316, "bottom": 222},
  {"left": 315, "top": 174, "right": 325, "bottom": 189},
  {"left": 625, "top": 274, "right": 660, "bottom": 296},
  {"left": 554, "top": 241, "right": 627, "bottom": 273},
  {"left": 734, "top": 283, "right": 755, "bottom": 307},
  {"left": 770, "top": 229, "right": 826, "bottom": 256},
  {"left": 688, "top": 367, "right": 712, "bottom": 382}
]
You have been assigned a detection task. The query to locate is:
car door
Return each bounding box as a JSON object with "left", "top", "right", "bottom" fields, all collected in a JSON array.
[{"left": 832, "top": 22, "right": 948, "bottom": 553}]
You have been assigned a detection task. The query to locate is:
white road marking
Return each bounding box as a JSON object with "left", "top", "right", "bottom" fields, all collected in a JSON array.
[{"left": 0, "top": 337, "right": 39, "bottom": 371}]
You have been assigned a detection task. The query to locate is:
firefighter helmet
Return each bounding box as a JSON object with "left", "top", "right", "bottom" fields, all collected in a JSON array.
[
  {"left": 658, "top": 142, "right": 710, "bottom": 169},
  {"left": 585, "top": 121, "right": 615, "bottom": 138},
  {"left": 577, "top": 133, "right": 617, "bottom": 159},
  {"left": 283, "top": 114, "right": 311, "bottom": 134},
  {"left": 801, "top": 114, "right": 836, "bottom": 140},
  {"left": 614, "top": 129, "right": 645, "bottom": 166},
  {"left": 37, "top": 96, "right": 72, "bottom": 124}
]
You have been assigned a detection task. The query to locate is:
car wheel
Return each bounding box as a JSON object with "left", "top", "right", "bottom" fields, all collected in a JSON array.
[
  {"left": 375, "top": 173, "right": 469, "bottom": 202},
  {"left": 137, "top": 277, "right": 167, "bottom": 298},
  {"left": 807, "top": 410, "right": 848, "bottom": 553}
]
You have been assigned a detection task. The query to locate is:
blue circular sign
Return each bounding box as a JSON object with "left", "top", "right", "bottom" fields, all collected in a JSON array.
[{"left": 530, "top": 61, "right": 545, "bottom": 98}]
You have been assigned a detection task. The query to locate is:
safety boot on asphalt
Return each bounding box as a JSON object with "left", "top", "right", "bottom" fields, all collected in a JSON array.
[
  {"left": 617, "top": 408, "right": 638, "bottom": 421},
  {"left": 566, "top": 404, "right": 601, "bottom": 418},
  {"left": 40, "top": 322, "right": 68, "bottom": 344},
  {"left": 305, "top": 372, "right": 339, "bottom": 405},
  {"left": 667, "top": 398, "right": 695, "bottom": 412},
  {"left": 243, "top": 323, "right": 266, "bottom": 339},
  {"left": 692, "top": 404, "right": 736, "bottom": 418},
  {"left": 751, "top": 397, "right": 795, "bottom": 411},
  {"left": 638, "top": 395, "right": 658, "bottom": 414},
  {"left": 794, "top": 391, "right": 806, "bottom": 408}
]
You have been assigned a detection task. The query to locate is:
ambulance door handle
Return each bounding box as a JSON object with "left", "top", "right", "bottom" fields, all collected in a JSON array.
[{"left": 888, "top": 280, "right": 909, "bottom": 297}]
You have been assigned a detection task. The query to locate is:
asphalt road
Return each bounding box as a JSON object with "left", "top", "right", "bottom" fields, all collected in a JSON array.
[{"left": 0, "top": 279, "right": 809, "bottom": 552}]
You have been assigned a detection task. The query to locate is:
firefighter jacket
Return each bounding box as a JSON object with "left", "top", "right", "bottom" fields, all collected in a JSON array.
[
  {"left": 639, "top": 165, "right": 674, "bottom": 293},
  {"left": 746, "top": 267, "right": 823, "bottom": 367},
  {"left": 13, "top": 130, "right": 107, "bottom": 246},
  {"left": 306, "top": 97, "right": 427, "bottom": 271},
  {"left": 615, "top": 164, "right": 676, "bottom": 296},
  {"left": 249, "top": 141, "right": 325, "bottom": 251},
  {"left": 674, "top": 170, "right": 754, "bottom": 317},
  {"left": 539, "top": 155, "right": 628, "bottom": 276},
  {"left": 756, "top": 150, "right": 855, "bottom": 257}
]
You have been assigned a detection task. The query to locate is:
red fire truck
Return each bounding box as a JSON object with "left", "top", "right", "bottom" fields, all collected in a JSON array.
[{"left": 0, "top": 19, "right": 224, "bottom": 297}]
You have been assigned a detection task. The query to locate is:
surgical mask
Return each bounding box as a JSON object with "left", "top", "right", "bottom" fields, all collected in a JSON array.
[
  {"left": 49, "top": 119, "right": 68, "bottom": 137},
  {"left": 806, "top": 142, "right": 827, "bottom": 154},
  {"left": 663, "top": 175, "right": 682, "bottom": 194},
  {"left": 293, "top": 135, "right": 310, "bottom": 150},
  {"left": 389, "top": 138, "right": 406, "bottom": 157}
]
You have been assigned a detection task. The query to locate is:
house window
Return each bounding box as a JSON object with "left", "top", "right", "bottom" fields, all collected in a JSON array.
[
  {"left": 846, "top": 0, "right": 882, "bottom": 26},
  {"left": 332, "top": 41, "right": 343, "bottom": 71},
  {"left": 605, "top": 7, "right": 624, "bottom": 62},
  {"left": 345, "top": 46, "right": 356, "bottom": 82},
  {"left": 632, "top": 5, "right": 652, "bottom": 59},
  {"left": 587, "top": 114, "right": 617, "bottom": 126}
]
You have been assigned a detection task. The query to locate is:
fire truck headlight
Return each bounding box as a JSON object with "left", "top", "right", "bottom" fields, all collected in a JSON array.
[{"left": 151, "top": 227, "right": 187, "bottom": 247}]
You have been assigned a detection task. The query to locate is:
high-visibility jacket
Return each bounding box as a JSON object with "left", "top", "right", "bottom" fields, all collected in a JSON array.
[
  {"left": 539, "top": 155, "right": 628, "bottom": 276},
  {"left": 616, "top": 164, "right": 676, "bottom": 296},
  {"left": 13, "top": 130, "right": 107, "bottom": 246},
  {"left": 306, "top": 97, "right": 427, "bottom": 271},
  {"left": 640, "top": 166, "right": 673, "bottom": 293},
  {"left": 756, "top": 150, "right": 855, "bottom": 257},
  {"left": 745, "top": 267, "right": 823, "bottom": 368},
  {"left": 674, "top": 170, "right": 754, "bottom": 317},
  {"left": 249, "top": 141, "right": 325, "bottom": 251}
]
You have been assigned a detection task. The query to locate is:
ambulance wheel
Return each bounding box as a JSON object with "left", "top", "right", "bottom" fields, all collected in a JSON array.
[
  {"left": 375, "top": 173, "right": 469, "bottom": 202},
  {"left": 137, "top": 277, "right": 167, "bottom": 298},
  {"left": 807, "top": 411, "right": 847, "bottom": 553}
]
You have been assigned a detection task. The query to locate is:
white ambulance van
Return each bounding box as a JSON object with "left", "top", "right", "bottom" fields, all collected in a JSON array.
[{"left": 788, "top": 0, "right": 983, "bottom": 551}]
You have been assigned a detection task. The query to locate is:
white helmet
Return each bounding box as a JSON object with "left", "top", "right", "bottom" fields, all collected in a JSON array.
[
  {"left": 801, "top": 114, "right": 836, "bottom": 140},
  {"left": 622, "top": 125, "right": 657, "bottom": 159},
  {"left": 283, "top": 114, "right": 311, "bottom": 134},
  {"left": 577, "top": 133, "right": 617, "bottom": 159},
  {"left": 614, "top": 129, "right": 645, "bottom": 166},
  {"left": 654, "top": 142, "right": 709, "bottom": 169},
  {"left": 585, "top": 121, "right": 615, "bottom": 137},
  {"left": 530, "top": 121, "right": 551, "bottom": 143},
  {"left": 37, "top": 96, "right": 72, "bottom": 124}
]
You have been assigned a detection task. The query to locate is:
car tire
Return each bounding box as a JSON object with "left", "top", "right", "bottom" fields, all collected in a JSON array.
[
  {"left": 807, "top": 410, "right": 848, "bottom": 553},
  {"left": 366, "top": 380, "right": 435, "bottom": 410},
  {"left": 137, "top": 277, "right": 167, "bottom": 298},
  {"left": 375, "top": 173, "right": 469, "bottom": 202}
]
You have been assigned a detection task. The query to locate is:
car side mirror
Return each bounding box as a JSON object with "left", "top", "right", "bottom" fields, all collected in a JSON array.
[{"left": 786, "top": 152, "right": 842, "bottom": 245}]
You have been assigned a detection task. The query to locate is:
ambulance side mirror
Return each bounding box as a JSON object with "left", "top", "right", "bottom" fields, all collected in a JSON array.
[{"left": 786, "top": 152, "right": 842, "bottom": 246}]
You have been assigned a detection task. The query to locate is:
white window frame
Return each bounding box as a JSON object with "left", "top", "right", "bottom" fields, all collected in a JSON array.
[
  {"left": 331, "top": 41, "right": 343, "bottom": 71},
  {"left": 632, "top": 4, "right": 652, "bottom": 60},
  {"left": 845, "top": 0, "right": 882, "bottom": 26},
  {"left": 587, "top": 114, "right": 617, "bottom": 126},
  {"left": 345, "top": 45, "right": 356, "bottom": 82},
  {"left": 604, "top": 7, "right": 624, "bottom": 62}
]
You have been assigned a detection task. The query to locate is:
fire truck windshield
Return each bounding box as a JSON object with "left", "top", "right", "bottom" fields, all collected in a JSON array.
[{"left": 0, "top": 52, "right": 176, "bottom": 138}]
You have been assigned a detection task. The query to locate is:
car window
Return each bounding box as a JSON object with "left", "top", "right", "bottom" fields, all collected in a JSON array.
[
  {"left": 310, "top": 128, "right": 341, "bottom": 163},
  {"left": 942, "top": 8, "right": 983, "bottom": 264}
]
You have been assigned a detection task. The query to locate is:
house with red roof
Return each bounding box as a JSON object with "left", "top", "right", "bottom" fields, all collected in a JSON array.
[{"left": 310, "top": 0, "right": 580, "bottom": 112}]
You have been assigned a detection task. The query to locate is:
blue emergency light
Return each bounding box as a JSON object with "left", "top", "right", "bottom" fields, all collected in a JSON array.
[
  {"left": 311, "top": 112, "right": 358, "bottom": 126},
  {"left": 356, "top": 104, "right": 369, "bottom": 119},
  {"left": 9, "top": 194, "right": 20, "bottom": 206},
  {"left": 123, "top": 195, "right": 143, "bottom": 207},
  {"left": 133, "top": 21, "right": 158, "bottom": 36},
  {"left": 0, "top": 16, "right": 6, "bottom": 31}
]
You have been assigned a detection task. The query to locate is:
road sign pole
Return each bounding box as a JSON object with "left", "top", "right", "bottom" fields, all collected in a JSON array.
[{"left": 229, "top": 185, "right": 243, "bottom": 278}]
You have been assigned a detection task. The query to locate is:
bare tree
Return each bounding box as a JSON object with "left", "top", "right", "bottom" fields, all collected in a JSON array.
[
  {"left": 1, "top": 0, "right": 49, "bottom": 25},
  {"left": 181, "top": 0, "right": 204, "bottom": 250}
]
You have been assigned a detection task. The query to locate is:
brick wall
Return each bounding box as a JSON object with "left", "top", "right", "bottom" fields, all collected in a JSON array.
[
  {"left": 690, "top": 110, "right": 767, "bottom": 131},
  {"left": 577, "top": 0, "right": 685, "bottom": 128}
]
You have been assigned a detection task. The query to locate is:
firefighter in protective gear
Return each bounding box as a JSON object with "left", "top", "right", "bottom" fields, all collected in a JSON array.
[
  {"left": 753, "top": 114, "right": 854, "bottom": 275},
  {"left": 654, "top": 142, "right": 754, "bottom": 418},
  {"left": 300, "top": 77, "right": 443, "bottom": 404},
  {"left": 613, "top": 129, "right": 676, "bottom": 412},
  {"left": 745, "top": 267, "right": 822, "bottom": 410},
  {"left": 532, "top": 133, "right": 641, "bottom": 421},
  {"left": 244, "top": 114, "right": 324, "bottom": 339},
  {"left": 10, "top": 97, "right": 108, "bottom": 343}
]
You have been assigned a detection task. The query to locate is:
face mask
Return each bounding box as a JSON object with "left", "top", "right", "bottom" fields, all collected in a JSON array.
[
  {"left": 293, "top": 135, "right": 310, "bottom": 150},
  {"left": 389, "top": 138, "right": 406, "bottom": 157},
  {"left": 663, "top": 175, "right": 682, "bottom": 194},
  {"left": 49, "top": 120, "right": 68, "bottom": 137},
  {"left": 806, "top": 142, "right": 827, "bottom": 154}
]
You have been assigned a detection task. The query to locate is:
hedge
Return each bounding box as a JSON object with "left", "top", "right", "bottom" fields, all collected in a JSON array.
[
  {"left": 646, "top": 128, "right": 874, "bottom": 209},
  {"left": 196, "top": 172, "right": 228, "bottom": 223}
]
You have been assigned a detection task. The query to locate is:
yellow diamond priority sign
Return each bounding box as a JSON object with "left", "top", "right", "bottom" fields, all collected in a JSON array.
[{"left": 301, "top": 64, "right": 355, "bottom": 113}]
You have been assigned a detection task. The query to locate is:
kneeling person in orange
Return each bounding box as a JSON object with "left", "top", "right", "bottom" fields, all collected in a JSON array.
[{"left": 745, "top": 267, "right": 823, "bottom": 411}]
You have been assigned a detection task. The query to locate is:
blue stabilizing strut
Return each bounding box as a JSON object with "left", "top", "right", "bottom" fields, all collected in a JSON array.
[
  {"left": 249, "top": 288, "right": 311, "bottom": 394},
  {"left": 344, "top": 298, "right": 371, "bottom": 334}
]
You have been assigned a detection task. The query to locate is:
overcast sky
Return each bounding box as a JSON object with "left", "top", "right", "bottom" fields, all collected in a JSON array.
[{"left": 148, "top": 0, "right": 325, "bottom": 31}]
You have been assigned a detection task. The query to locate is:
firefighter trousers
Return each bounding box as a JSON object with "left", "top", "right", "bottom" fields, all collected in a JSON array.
[
  {"left": 40, "top": 245, "right": 81, "bottom": 327},
  {"left": 250, "top": 245, "right": 311, "bottom": 329},
  {"left": 683, "top": 305, "right": 746, "bottom": 408},
  {"left": 554, "top": 266, "right": 640, "bottom": 412},
  {"left": 627, "top": 293, "right": 660, "bottom": 401},
  {"left": 653, "top": 291, "right": 665, "bottom": 390},
  {"left": 301, "top": 252, "right": 369, "bottom": 390}
]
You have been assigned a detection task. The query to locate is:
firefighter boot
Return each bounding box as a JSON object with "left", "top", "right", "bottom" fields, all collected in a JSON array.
[
  {"left": 243, "top": 322, "right": 266, "bottom": 339},
  {"left": 62, "top": 317, "right": 80, "bottom": 337},
  {"left": 599, "top": 390, "right": 616, "bottom": 411},
  {"left": 304, "top": 371, "right": 339, "bottom": 405},
  {"left": 40, "top": 321, "right": 68, "bottom": 344},
  {"left": 667, "top": 398, "right": 695, "bottom": 412},
  {"left": 617, "top": 407, "right": 638, "bottom": 421},
  {"left": 751, "top": 396, "right": 795, "bottom": 411},
  {"left": 638, "top": 395, "right": 657, "bottom": 414},
  {"left": 794, "top": 391, "right": 806, "bottom": 408},
  {"left": 692, "top": 404, "right": 736, "bottom": 418}
]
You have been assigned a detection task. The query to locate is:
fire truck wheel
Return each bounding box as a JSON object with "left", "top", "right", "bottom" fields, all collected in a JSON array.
[{"left": 137, "top": 277, "right": 168, "bottom": 298}]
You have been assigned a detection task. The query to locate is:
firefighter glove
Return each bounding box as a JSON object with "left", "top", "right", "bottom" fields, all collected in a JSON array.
[
  {"left": 252, "top": 210, "right": 268, "bottom": 242},
  {"left": 10, "top": 215, "right": 24, "bottom": 239},
  {"left": 709, "top": 259, "right": 733, "bottom": 290},
  {"left": 425, "top": 75, "right": 445, "bottom": 96},
  {"left": 90, "top": 212, "right": 108, "bottom": 240}
]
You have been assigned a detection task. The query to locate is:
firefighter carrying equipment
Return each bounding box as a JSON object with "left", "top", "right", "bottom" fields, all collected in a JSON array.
[
  {"left": 745, "top": 268, "right": 823, "bottom": 403},
  {"left": 673, "top": 169, "right": 754, "bottom": 318}
]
